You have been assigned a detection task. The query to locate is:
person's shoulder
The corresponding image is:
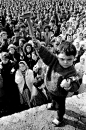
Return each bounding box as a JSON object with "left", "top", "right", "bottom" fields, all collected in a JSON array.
[
  {"left": 73, "top": 38, "right": 79, "bottom": 44},
  {"left": 75, "top": 62, "right": 80, "bottom": 68},
  {"left": 27, "top": 69, "right": 33, "bottom": 74},
  {"left": 26, "top": 69, "right": 34, "bottom": 78},
  {"left": 65, "top": 64, "right": 76, "bottom": 75},
  {"left": 75, "top": 62, "right": 80, "bottom": 66},
  {"left": 15, "top": 69, "right": 21, "bottom": 75}
]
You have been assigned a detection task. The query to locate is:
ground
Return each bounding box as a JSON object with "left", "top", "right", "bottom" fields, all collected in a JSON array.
[{"left": 0, "top": 93, "right": 86, "bottom": 130}]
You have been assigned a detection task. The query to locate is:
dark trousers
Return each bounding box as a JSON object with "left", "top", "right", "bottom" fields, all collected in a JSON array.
[{"left": 46, "top": 90, "right": 66, "bottom": 121}]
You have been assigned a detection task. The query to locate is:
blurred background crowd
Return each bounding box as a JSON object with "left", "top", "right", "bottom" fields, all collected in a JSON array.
[{"left": 0, "top": 0, "right": 86, "bottom": 117}]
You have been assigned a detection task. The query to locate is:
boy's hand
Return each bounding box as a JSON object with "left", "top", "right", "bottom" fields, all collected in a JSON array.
[
  {"left": 33, "top": 38, "right": 41, "bottom": 49},
  {"left": 60, "top": 79, "right": 71, "bottom": 91}
]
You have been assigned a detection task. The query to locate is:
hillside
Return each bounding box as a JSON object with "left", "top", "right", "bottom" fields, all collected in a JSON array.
[{"left": 0, "top": 93, "right": 86, "bottom": 130}]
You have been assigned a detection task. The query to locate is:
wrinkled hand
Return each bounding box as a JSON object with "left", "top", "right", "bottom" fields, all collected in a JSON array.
[{"left": 60, "top": 79, "right": 71, "bottom": 91}]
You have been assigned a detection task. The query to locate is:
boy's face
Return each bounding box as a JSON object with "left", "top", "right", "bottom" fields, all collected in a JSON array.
[{"left": 57, "top": 53, "right": 75, "bottom": 68}]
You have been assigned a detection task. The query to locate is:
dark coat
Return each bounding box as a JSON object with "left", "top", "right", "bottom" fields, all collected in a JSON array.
[
  {"left": 1, "top": 61, "right": 20, "bottom": 114},
  {"left": 0, "top": 40, "right": 8, "bottom": 53}
]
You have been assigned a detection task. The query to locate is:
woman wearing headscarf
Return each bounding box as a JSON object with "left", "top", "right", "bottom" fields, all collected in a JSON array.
[
  {"left": 75, "top": 54, "right": 86, "bottom": 80},
  {"left": 15, "top": 61, "right": 34, "bottom": 110},
  {"left": 23, "top": 42, "right": 38, "bottom": 70},
  {"left": 76, "top": 53, "right": 86, "bottom": 93},
  {"left": 23, "top": 42, "right": 33, "bottom": 69}
]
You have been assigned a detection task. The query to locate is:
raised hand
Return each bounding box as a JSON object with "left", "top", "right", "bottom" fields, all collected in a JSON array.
[{"left": 32, "top": 38, "right": 41, "bottom": 49}]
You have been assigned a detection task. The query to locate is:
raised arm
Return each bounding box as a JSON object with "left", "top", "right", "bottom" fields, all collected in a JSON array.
[
  {"left": 21, "top": 12, "right": 56, "bottom": 66},
  {"left": 33, "top": 39, "right": 56, "bottom": 66}
]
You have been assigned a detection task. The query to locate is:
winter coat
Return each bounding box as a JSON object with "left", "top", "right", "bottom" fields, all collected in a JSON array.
[
  {"left": 0, "top": 61, "right": 20, "bottom": 112},
  {"left": 15, "top": 69, "right": 34, "bottom": 94}
]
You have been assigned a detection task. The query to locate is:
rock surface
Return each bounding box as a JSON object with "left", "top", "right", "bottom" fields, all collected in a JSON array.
[{"left": 0, "top": 93, "right": 86, "bottom": 130}]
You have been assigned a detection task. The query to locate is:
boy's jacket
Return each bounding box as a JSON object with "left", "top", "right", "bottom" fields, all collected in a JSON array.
[{"left": 37, "top": 46, "right": 80, "bottom": 96}]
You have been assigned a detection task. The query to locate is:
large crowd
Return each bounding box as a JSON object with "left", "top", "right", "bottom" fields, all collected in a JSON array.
[{"left": 0, "top": 0, "right": 86, "bottom": 120}]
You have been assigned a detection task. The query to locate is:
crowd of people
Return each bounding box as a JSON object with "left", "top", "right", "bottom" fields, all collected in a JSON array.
[{"left": 0, "top": 0, "right": 86, "bottom": 123}]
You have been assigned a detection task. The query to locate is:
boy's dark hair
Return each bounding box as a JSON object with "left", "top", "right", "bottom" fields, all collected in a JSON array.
[{"left": 57, "top": 41, "right": 77, "bottom": 57}]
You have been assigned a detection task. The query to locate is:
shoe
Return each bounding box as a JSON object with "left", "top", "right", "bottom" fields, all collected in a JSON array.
[
  {"left": 47, "top": 103, "right": 52, "bottom": 109},
  {"left": 47, "top": 103, "right": 54, "bottom": 110},
  {"left": 52, "top": 118, "right": 62, "bottom": 126}
]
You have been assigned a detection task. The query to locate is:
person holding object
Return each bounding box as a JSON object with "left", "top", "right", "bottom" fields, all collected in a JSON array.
[
  {"left": 32, "top": 39, "right": 80, "bottom": 126},
  {"left": 21, "top": 12, "right": 80, "bottom": 126}
]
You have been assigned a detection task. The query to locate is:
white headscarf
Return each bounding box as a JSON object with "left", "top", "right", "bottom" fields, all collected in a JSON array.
[{"left": 75, "top": 54, "right": 86, "bottom": 78}]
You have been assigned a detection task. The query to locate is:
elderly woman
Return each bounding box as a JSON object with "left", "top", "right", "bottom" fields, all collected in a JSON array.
[{"left": 15, "top": 61, "right": 34, "bottom": 109}]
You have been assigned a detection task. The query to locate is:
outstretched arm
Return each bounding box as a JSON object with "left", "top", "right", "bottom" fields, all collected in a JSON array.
[
  {"left": 21, "top": 12, "right": 56, "bottom": 66},
  {"left": 33, "top": 39, "right": 56, "bottom": 66}
]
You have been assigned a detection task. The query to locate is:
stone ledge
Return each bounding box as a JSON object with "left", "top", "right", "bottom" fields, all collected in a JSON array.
[{"left": 0, "top": 93, "right": 86, "bottom": 130}]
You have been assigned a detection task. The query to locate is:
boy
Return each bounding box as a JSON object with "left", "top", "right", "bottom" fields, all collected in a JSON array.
[{"left": 33, "top": 39, "right": 80, "bottom": 126}]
